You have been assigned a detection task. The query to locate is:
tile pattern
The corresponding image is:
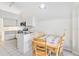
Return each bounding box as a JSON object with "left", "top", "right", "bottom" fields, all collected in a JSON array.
[{"left": 0, "top": 39, "right": 76, "bottom": 56}]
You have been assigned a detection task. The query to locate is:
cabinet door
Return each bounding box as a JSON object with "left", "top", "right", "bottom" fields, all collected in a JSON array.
[
  {"left": 17, "top": 34, "right": 24, "bottom": 53},
  {"left": 24, "top": 34, "right": 31, "bottom": 41},
  {"left": 24, "top": 34, "right": 32, "bottom": 53},
  {"left": 24, "top": 39, "right": 32, "bottom": 53},
  {"left": 3, "top": 18, "right": 17, "bottom": 27}
]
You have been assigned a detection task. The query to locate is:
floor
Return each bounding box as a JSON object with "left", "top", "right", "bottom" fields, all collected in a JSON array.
[{"left": 0, "top": 39, "right": 76, "bottom": 56}]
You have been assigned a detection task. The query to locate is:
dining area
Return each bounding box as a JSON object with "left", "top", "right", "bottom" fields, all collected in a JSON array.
[
  {"left": 32, "top": 32, "right": 65, "bottom": 56},
  {"left": 0, "top": 2, "right": 79, "bottom": 56}
]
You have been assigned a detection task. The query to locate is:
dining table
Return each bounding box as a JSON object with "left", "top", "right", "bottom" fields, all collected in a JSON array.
[{"left": 32, "top": 34, "right": 63, "bottom": 56}]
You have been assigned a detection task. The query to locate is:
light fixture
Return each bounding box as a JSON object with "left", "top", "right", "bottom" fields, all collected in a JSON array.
[
  {"left": 40, "top": 4, "right": 46, "bottom": 9},
  {"left": 9, "top": 2, "right": 15, "bottom": 7}
]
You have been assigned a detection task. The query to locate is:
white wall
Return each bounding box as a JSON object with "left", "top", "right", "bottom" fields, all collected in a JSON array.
[{"left": 78, "top": 6, "right": 79, "bottom": 51}]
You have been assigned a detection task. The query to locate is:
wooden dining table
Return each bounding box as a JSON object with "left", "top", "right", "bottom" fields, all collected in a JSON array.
[{"left": 32, "top": 34, "right": 64, "bottom": 56}]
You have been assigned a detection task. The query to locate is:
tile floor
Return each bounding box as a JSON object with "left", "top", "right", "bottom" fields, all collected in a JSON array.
[{"left": 0, "top": 39, "right": 76, "bottom": 56}]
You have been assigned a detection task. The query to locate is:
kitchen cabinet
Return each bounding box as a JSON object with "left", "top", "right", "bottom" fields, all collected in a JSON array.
[{"left": 17, "top": 33, "right": 32, "bottom": 54}]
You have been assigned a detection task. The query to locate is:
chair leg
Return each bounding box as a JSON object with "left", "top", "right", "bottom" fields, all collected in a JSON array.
[
  {"left": 58, "top": 51, "right": 64, "bottom": 56},
  {"left": 56, "top": 48, "right": 60, "bottom": 56},
  {"left": 56, "top": 52, "right": 59, "bottom": 56},
  {"left": 61, "top": 51, "right": 64, "bottom": 56},
  {"left": 48, "top": 50, "right": 52, "bottom": 56}
]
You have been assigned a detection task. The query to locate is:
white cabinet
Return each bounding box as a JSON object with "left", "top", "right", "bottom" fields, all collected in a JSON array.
[{"left": 17, "top": 33, "right": 32, "bottom": 54}]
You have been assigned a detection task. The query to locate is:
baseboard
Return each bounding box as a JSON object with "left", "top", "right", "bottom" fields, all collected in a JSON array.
[
  {"left": 64, "top": 48, "right": 79, "bottom": 56},
  {"left": 64, "top": 48, "right": 72, "bottom": 52},
  {"left": 72, "top": 50, "right": 79, "bottom": 56},
  {"left": 5, "top": 38, "right": 16, "bottom": 41}
]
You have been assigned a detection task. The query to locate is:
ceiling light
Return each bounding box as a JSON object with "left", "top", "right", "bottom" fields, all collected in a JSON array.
[
  {"left": 9, "top": 2, "right": 15, "bottom": 7},
  {"left": 40, "top": 4, "right": 46, "bottom": 9}
]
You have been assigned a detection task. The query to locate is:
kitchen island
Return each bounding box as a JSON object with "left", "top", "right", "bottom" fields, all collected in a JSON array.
[{"left": 17, "top": 32, "right": 32, "bottom": 54}]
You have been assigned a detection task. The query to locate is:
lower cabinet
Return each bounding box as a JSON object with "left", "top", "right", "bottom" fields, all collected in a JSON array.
[{"left": 17, "top": 33, "right": 32, "bottom": 54}]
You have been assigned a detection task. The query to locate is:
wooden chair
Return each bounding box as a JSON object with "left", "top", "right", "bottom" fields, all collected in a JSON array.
[
  {"left": 32, "top": 38, "right": 48, "bottom": 56},
  {"left": 58, "top": 33, "right": 65, "bottom": 56},
  {"left": 47, "top": 33, "right": 65, "bottom": 56},
  {"left": 58, "top": 39, "right": 64, "bottom": 56},
  {"left": 47, "top": 42, "right": 61, "bottom": 56}
]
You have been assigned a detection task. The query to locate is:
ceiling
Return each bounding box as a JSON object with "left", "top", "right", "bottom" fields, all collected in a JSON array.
[{"left": 11, "top": 2, "right": 78, "bottom": 20}]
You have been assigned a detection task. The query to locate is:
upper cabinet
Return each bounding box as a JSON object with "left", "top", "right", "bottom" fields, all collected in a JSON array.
[
  {"left": 3, "top": 17, "right": 17, "bottom": 27},
  {"left": 0, "top": 9, "right": 20, "bottom": 27}
]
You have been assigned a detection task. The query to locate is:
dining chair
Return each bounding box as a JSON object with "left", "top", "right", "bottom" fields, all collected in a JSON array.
[
  {"left": 58, "top": 33, "right": 65, "bottom": 56},
  {"left": 47, "top": 42, "right": 60, "bottom": 56},
  {"left": 47, "top": 33, "right": 65, "bottom": 56},
  {"left": 32, "top": 38, "right": 49, "bottom": 56}
]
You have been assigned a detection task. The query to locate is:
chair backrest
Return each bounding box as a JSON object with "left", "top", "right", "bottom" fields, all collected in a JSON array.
[
  {"left": 60, "top": 32, "right": 65, "bottom": 46},
  {"left": 58, "top": 32, "right": 65, "bottom": 55},
  {"left": 32, "top": 39, "right": 48, "bottom": 56}
]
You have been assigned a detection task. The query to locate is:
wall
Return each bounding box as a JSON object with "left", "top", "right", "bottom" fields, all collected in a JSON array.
[{"left": 78, "top": 6, "right": 79, "bottom": 52}]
